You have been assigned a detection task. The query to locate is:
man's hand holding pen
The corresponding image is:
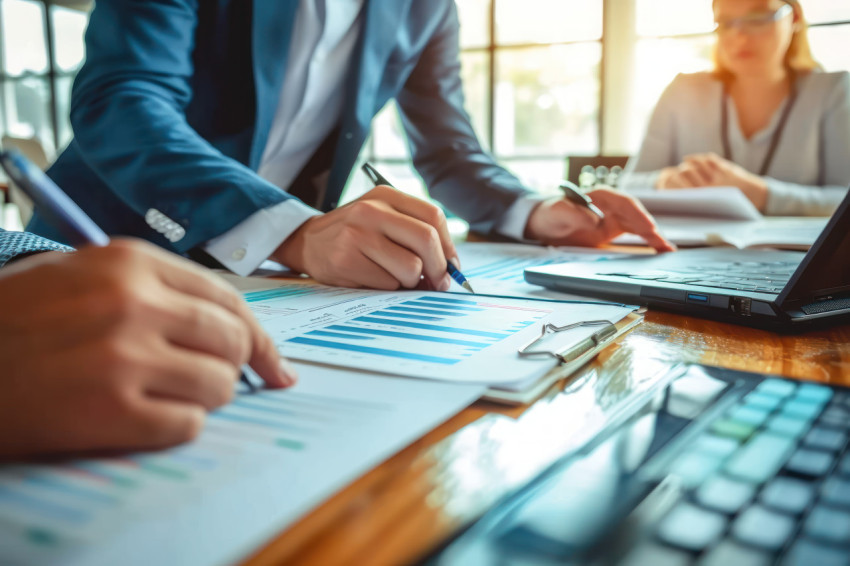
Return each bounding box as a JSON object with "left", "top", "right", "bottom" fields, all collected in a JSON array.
[{"left": 524, "top": 188, "right": 675, "bottom": 253}]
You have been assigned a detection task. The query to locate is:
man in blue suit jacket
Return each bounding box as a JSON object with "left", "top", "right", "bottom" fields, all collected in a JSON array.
[{"left": 31, "top": 0, "right": 671, "bottom": 290}]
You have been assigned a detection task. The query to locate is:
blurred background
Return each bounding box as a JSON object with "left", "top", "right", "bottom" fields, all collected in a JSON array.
[{"left": 0, "top": 0, "right": 848, "bottom": 227}]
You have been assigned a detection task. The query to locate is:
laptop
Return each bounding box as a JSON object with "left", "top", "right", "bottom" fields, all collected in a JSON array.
[
  {"left": 524, "top": 190, "right": 850, "bottom": 329},
  {"left": 427, "top": 364, "right": 850, "bottom": 566}
]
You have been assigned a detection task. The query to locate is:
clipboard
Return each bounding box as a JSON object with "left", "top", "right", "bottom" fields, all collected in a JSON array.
[{"left": 481, "top": 310, "right": 644, "bottom": 405}]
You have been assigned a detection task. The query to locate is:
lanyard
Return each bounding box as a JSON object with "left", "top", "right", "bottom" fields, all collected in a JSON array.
[{"left": 721, "top": 76, "right": 799, "bottom": 177}]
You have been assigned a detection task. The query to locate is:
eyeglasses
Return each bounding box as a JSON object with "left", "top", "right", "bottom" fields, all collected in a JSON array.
[{"left": 714, "top": 3, "right": 793, "bottom": 36}]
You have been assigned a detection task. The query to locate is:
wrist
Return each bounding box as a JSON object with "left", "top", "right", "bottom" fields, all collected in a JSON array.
[
  {"left": 272, "top": 217, "right": 314, "bottom": 274},
  {"left": 743, "top": 176, "right": 769, "bottom": 212}
]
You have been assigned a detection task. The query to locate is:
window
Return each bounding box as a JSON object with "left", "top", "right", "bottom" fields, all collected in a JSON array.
[
  {"left": 0, "top": 0, "right": 89, "bottom": 158},
  {"left": 361, "top": 0, "right": 604, "bottom": 200}
]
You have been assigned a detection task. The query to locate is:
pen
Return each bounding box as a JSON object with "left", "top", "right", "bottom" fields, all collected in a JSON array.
[
  {"left": 360, "top": 162, "right": 475, "bottom": 293},
  {"left": 558, "top": 180, "right": 605, "bottom": 221},
  {"left": 0, "top": 149, "right": 258, "bottom": 393}
]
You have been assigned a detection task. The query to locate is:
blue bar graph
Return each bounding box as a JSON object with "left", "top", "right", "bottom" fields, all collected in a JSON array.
[
  {"left": 373, "top": 311, "right": 444, "bottom": 322},
  {"left": 327, "top": 325, "right": 490, "bottom": 348},
  {"left": 384, "top": 306, "right": 466, "bottom": 317},
  {"left": 309, "top": 330, "right": 375, "bottom": 340},
  {"left": 287, "top": 337, "right": 460, "bottom": 364},
  {"left": 244, "top": 287, "right": 319, "bottom": 303},
  {"left": 353, "top": 316, "right": 509, "bottom": 339},
  {"left": 24, "top": 476, "right": 119, "bottom": 506},
  {"left": 402, "top": 301, "right": 483, "bottom": 313},
  {"left": 211, "top": 411, "right": 310, "bottom": 432},
  {"left": 0, "top": 485, "right": 91, "bottom": 523},
  {"left": 415, "top": 296, "right": 480, "bottom": 306}
]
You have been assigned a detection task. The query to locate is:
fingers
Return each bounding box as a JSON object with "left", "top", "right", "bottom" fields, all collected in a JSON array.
[
  {"left": 377, "top": 209, "right": 452, "bottom": 290},
  {"left": 360, "top": 186, "right": 458, "bottom": 268},
  {"left": 163, "top": 293, "right": 252, "bottom": 369},
  {"left": 152, "top": 249, "right": 294, "bottom": 388},
  {"left": 146, "top": 348, "right": 241, "bottom": 411},
  {"left": 591, "top": 190, "right": 676, "bottom": 253},
  {"left": 126, "top": 397, "right": 207, "bottom": 450}
]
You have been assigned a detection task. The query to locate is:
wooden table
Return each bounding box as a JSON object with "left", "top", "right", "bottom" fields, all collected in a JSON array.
[{"left": 242, "top": 307, "right": 850, "bottom": 566}]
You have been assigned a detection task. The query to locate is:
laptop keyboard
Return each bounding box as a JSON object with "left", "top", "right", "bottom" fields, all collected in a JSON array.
[
  {"left": 600, "top": 261, "right": 798, "bottom": 294},
  {"left": 644, "top": 377, "right": 850, "bottom": 565}
]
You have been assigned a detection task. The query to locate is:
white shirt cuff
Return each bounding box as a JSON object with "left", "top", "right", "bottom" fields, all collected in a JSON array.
[
  {"left": 204, "top": 199, "right": 321, "bottom": 276},
  {"left": 493, "top": 195, "right": 547, "bottom": 242}
]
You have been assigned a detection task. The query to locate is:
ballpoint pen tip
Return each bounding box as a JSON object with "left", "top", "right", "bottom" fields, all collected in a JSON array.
[{"left": 462, "top": 281, "right": 475, "bottom": 294}]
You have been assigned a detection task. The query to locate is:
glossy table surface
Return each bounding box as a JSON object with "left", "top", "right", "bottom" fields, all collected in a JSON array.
[{"left": 242, "top": 304, "right": 850, "bottom": 566}]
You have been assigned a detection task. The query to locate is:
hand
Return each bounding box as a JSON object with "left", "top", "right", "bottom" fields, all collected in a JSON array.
[
  {"left": 658, "top": 153, "right": 769, "bottom": 211},
  {"left": 525, "top": 189, "right": 675, "bottom": 252},
  {"left": 0, "top": 240, "right": 296, "bottom": 458},
  {"left": 274, "top": 185, "right": 458, "bottom": 290}
]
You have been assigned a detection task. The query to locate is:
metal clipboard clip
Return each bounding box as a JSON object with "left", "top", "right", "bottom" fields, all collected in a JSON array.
[{"left": 517, "top": 320, "right": 618, "bottom": 364}]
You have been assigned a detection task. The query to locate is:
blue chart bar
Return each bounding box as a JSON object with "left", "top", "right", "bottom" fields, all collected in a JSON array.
[
  {"left": 465, "top": 258, "right": 528, "bottom": 279},
  {"left": 25, "top": 475, "right": 118, "bottom": 506},
  {"left": 327, "top": 325, "right": 491, "bottom": 348},
  {"left": 211, "top": 411, "right": 308, "bottom": 432},
  {"left": 287, "top": 337, "right": 459, "bottom": 365},
  {"left": 374, "top": 311, "right": 444, "bottom": 322},
  {"left": 309, "top": 330, "right": 375, "bottom": 341},
  {"left": 416, "top": 296, "right": 480, "bottom": 306},
  {"left": 244, "top": 287, "right": 317, "bottom": 303},
  {"left": 354, "top": 316, "right": 509, "bottom": 339},
  {"left": 403, "top": 301, "right": 483, "bottom": 313},
  {"left": 0, "top": 485, "right": 90, "bottom": 523},
  {"left": 384, "top": 306, "right": 466, "bottom": 317}
]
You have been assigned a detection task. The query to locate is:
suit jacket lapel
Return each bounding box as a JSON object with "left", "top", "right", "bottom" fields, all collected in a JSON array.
[
  {"left": 250, "top": 0, "right": 300, "bottom": 170},
  {"left": 322, "top": 0, "right": 413, "bottom": 210}
]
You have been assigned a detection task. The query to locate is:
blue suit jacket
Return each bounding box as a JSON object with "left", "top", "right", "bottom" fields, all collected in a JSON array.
[{"left": 29, "top": 0, "right": 531, "bottom": 253}]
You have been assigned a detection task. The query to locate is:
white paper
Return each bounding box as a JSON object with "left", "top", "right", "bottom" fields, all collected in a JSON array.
[
  {"left": 0, "top": 366, "right": 483, "bottom": 566},
  {"left": 615, "top": 216, "right": 827, "bottom": 250},
  {"left": 456, "top": 242, "right": 627, "bottom": 300},
  {"left": 246, "top": 284, "right": 635, "bottom": 389},
  {"left": 634, "top": 187, "right": 762, "bottom": 221}
]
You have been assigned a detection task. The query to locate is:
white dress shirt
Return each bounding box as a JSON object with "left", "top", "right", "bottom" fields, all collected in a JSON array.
[{"left": 206, "top": 0, "right": 537, "bottom": 275}]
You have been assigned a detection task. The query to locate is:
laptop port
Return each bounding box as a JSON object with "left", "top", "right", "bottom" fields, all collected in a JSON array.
[
  {"left": 687, "top": 293, "right": 709, "bottom": 304},
  {"left": 730, "top": 297, "right": 752, "bottom": 316}
]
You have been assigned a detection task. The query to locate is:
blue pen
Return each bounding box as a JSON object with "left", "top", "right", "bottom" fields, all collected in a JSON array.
[
  {"left": 360, "top": 162, "right": 475, "bottom": 293},
  {"left": 0, "top": 149, "right": 258, "bottom": 392}
]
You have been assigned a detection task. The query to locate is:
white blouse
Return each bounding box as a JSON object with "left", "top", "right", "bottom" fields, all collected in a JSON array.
[{"left": 621, "top": 71, "right": 850, "bottom": 216}]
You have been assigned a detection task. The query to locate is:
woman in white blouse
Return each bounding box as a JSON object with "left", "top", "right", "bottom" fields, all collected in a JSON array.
[{"left": 621, "top": 0, "right": 850, "bottom": 216}]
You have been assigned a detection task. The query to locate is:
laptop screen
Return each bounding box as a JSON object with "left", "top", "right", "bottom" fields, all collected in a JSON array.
[{"left": 780, "top": 189, "right": 850, "bottom": 306}]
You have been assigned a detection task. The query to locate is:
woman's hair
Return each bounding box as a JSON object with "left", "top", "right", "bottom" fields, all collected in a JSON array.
[{"left": 712, "top": 0, "right": 822, "bottom": 77}]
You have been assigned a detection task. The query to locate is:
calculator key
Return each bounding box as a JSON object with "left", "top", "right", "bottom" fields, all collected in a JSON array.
[
  {"left": 620, "top": 542, "right": 692, "bottom": 566},
  {"left": 692, "top": 434, "right": 740, "bottom": 459},
  {"left": 782, "top": 400, "right": 825, "bottom": 421},
  {"left": 732, "top": 505, "right": 795, "bottom": 550},
  {"left": 785, "top": 448, "right": 835, "bottom": 478},
  {"left": 767, "top": 415, "right": 810, "bottom": 438},
  {"left": 697, "top": 475, "right": 755, "bottom": 514},
  {"left": 669, "top": 452, "right": 723, "bottom": 488},
  {"left": 699, "top": 540, "right": 772, "bottom": 566},
  {"left": 804, "top": 506, "right": 850, "bottom": 545},
  {"left": 744, "top": 391, "right": 784, "bottom": 412},
  {"left": 712, "top": 419, "right": 757, "bottom": 441},
  {"left": 783, "top": 538, "right": 850, "bottom": 566},
  {"left": 821, "top": 477, "right": 850, "bottom": 509},
  {"left": 796, "top": 383, "right": 833, "bottom": 404},
  {"left": 839, "top": 454, "right": 850, "bottom": 477},
  {"left": 656, "top": 503, "right": 727, "bottom": 552},
  {"left": 728, "top": 405, "right": 771, "bottom": 428},
  {"left": 756, "top": 379, "right": 797, "bottom": 398},
  {"left": 804, "top": 427, "right": 847, "bottom": 452},
  {"left": 760, "top": 477, "right": 815, "bottom": 514},
  {"left": 725, "top": 433, "right": 796, "bottom": 484}
]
